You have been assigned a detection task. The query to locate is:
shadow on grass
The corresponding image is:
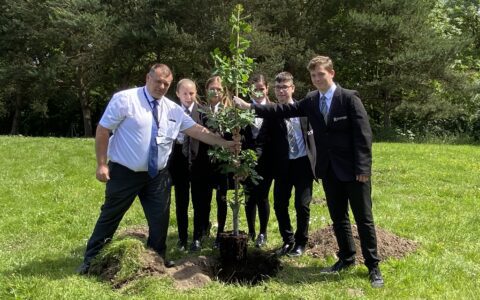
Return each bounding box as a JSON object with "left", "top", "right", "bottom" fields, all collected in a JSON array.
[
  {"left": 275, "top": 262, "right": 368, "bottom": 285},
  {"left": 1, "top": 246, "right": 86, "bottom": 280}
]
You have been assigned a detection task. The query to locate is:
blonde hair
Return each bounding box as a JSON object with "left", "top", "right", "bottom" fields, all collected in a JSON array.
[
  {"left": 205, "top": 76, "right": 232, "bottom": 107},
  {"left": 307, "top": 55, "right": 334, "bottom": 72},
  {"left": 176, "top": 78, "right": 200, "bottom": 103}
]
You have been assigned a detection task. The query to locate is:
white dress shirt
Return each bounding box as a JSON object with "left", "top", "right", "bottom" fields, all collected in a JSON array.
[{"left": 99, "top": 86, "right": 196, "bottom": 172}]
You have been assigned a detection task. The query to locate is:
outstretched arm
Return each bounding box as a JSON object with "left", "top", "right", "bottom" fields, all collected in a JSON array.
[
  {"left": 184, "top": 124, "right": 240, "bottom": 153},
  {"left": 233, "top": 96, "right": 306, "bottom": 118}
]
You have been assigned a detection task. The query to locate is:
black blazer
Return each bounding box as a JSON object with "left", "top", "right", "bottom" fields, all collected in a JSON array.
[
  {"left": 169, "top": 102, "right": 210, "bottom": 184},
  {"left": 257, "top": 103, "right": 316, "bottom": 179},
  {"left": 254, "top": 85, "right": 372, "bottom": 182}
]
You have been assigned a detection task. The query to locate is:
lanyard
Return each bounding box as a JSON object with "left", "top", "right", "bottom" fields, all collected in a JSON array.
[{"left": 143, "top": 87, "right": 159, "bottom": 128}]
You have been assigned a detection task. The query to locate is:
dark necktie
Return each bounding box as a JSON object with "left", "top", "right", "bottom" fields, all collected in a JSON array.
[
  {"left": 320, "top": 95, "right": 328, "bottom": 124},
  {"left": 182, "top": 108, "right": 191, "bottom": 158},
  {"left": 147, "top": 100, "right": 159, "bottom": 178},
  {"left": 286, "top": 118, "right": 299, "bottom": 157}
]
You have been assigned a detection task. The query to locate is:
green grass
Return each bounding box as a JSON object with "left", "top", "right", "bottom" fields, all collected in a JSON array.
[{"left": 0, "top": 136, "right": 479, "bottom": 299}]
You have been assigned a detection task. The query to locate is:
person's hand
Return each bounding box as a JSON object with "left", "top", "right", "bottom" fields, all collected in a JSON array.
[
  {"left": 356, "top": 174, "right": 370, "bottom": 183},
  {"left": 96, "top": 164, "right": 110, "bottom": 182},
  {"left": 233, "top": 96, "right": 251, "bottom": 110},
  {"left": 223, "top": 140, "right": 241, "bottom": 154}
]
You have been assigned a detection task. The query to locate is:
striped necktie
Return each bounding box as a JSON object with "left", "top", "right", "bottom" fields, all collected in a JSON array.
[
  {"left": 319, "top": 95, "right": 328, "bottom": 124},
  {"left": 286, "top": 119, "right": 299, "bottom": 157}
]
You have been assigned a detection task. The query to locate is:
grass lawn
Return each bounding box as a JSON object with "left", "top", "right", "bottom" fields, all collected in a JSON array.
[{"left": 0, "top": 136, "right": 479, "bottom": 299}]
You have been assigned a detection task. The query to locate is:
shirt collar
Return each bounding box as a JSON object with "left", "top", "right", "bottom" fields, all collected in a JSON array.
[
  {"left": 182, "top": 102, "right": 195, "bottom": 113},
  {"left": 144, "top": 86, "right": 163, "bottom": 103},
  {"left": 319, "top": 83, "right": 337, "bottom": 100}
]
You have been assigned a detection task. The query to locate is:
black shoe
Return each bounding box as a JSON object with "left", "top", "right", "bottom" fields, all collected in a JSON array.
[
  {"left": 320, "top": 260, "right": 355, "bottom": 273},
  {"left": 177, "top": 240, "right": 187, "bottom": 251},
  {"left": 190, "top": 240, "right": 201, "bottom": 252},
  {"left": 287, "top": 244, "right": 305, "bottom": 257},
  {"left": 248, "top": 232, "right": 256, "bottom": 242},
  {"left": 212, "top": 236, "right": 220, "bottom": 250},
  {"left": 369, "top": 267, "right": 384, "bottom": 288},
  {"left": 255, "top": 234, "right": 267, "bottom": 248},
  {"left": 164, "top": 260, "right": 176, "bottom": 268},
  {"left": 275, "top": 243, "right": 294, "bottom": 256},
  {"left": 76, "top": 262, "right": 90, "bottom": 275}
]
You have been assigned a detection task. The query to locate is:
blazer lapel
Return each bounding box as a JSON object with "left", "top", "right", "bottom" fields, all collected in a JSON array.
[
  {"left": 327, "top": 86, "right": 342, "bottom": 127},
  {"left": 309, "top": 90, "right": 327, "bottom": 126},
  {"left": 190, "top": 103, "right": 200, "bottom": 158},
  {"left": 191, "top": 102, "right": 200, "bottom": 122}
]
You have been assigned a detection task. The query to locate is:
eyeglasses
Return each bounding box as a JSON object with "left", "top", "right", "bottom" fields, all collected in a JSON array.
[{"left": 274, "top": 85, "right": 292, "bottom": 91}]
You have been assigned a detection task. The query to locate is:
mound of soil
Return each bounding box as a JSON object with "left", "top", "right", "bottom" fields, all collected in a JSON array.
[{"left": 307, "top": 225, "right": 418, "bottom": 263}]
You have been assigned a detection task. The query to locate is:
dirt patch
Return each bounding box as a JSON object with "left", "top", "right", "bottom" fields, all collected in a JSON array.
[
  {"left": 165, "top": 256, "right": 216, "bottom": 290},
  {"left": 89, "top": 227, "right": 215, "bottom": 290},
  {"left": 307, "top": 225, "right": 418, "bottom": 263},
  {"left": 91, "top": 226, "right": 281, "bottom": 289}
]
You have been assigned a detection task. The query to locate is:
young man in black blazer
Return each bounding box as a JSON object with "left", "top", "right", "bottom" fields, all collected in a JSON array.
[
  {"left": 234, "top": 56, "right": 384, "bottom": 288},
  {"left": 258, "top": 72, "right": 316, "bottom": 257}
]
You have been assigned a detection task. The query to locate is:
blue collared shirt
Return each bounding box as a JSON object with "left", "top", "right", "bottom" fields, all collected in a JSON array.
[{"left": 318, "top": 83, "right": 337, "bottom": 113}]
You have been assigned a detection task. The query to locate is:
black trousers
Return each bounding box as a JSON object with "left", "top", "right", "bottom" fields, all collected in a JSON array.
[
  {"left": 322, "top": 165, "right": 380, "bottom": 269},
  {"left": 244, "top": 173, "right": 273, "bottom": 236},
  {"left": 273, "top": 156, "right": 313, "bottom": 246},
  {"left": 172, "top": 153, "right": 190, "bottom": 243},
  {"left": 203, "top": 186, "right": 228, "bottom": 237},
  {"left": 83, "top": 162, "right": 171, "bottom": 263}
]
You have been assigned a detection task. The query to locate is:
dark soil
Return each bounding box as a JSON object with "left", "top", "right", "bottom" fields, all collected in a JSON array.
[
  {"left": 217, "top": 231, "right": 248, "bottom": 262},
  {"left": 213, "top": 248, "right": 282, "bottom": 285},
  {"left": 307, "top": 225, "right": 418, "bottom": 263}
]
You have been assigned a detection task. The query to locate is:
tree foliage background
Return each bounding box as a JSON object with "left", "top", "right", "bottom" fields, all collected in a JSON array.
[{"left": 0, "top": 0, "right": 478, "bottom": 140}]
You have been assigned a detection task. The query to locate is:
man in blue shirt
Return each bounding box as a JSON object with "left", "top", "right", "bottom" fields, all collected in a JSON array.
[{"left": 77, "top": 64, "right": 238, "bottom": 274}]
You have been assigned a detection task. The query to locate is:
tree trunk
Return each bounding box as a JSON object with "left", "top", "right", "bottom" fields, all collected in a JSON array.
[
  {"left": 383, "top": 96, "right": 391, "bottom": 129},
  {"left": 10, "top": 93, "right": 22, "bottom": 135},
  {"left": 77, "top": 70, "right": 93, "bottom": 137},
  {"left": 232, "top": 199, "right": 240, "bottom": 236},
  {"left": 81, "top": 104, "right": 93, "bottom": 137}
]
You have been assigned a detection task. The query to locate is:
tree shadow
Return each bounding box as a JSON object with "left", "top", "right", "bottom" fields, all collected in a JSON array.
[{"left": 274, "top": 260, "right": 368, "bottom": 285}]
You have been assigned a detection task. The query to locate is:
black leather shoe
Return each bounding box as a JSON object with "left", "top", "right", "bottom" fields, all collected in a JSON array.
[
  {"left": 164, "top": 260, "right": 176, "bottom": 268},
  {"left": 275, "top": 243, "right": 294, "bottom": 256},
  {"left": 177, "top": 240, "right": 187, "bottom": 251},
  {"left": 248, "top": 231, "right": 256, "bottom": 242},
  {"left": 369, "top": 267, "right": 384, "bottom": 288},
  {"left": 212, "top": 236, "right": 220, "bottom": 250},
  {"left": 287, "top": 245, "right": 305, "bottom": 257},
  {"left": 76, "top": 262, "right": 90, "bottom": 275},
  {"left": 255, "top": 234, "right": 267, "bottom": 248},
  {"left": 190, "top": 240, "right": 201, "bottom": 252},
  {"left": 320, "top": 260, "right": 355, "bottom": 273}
]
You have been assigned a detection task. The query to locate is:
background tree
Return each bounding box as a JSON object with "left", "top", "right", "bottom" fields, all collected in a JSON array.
[{"left": 0, "top": 0, "right": 478, "bottom": 141}]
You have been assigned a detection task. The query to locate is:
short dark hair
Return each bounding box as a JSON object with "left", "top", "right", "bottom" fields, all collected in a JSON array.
[
  {"left": 275, "top": 71, "right": 294, "bottom": 84},
  {"left": 250, "top": 74, "right": 268, "bottom": 87},
  {"left": 149, "top": 63, "right": 172, "bottom": 77}
]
